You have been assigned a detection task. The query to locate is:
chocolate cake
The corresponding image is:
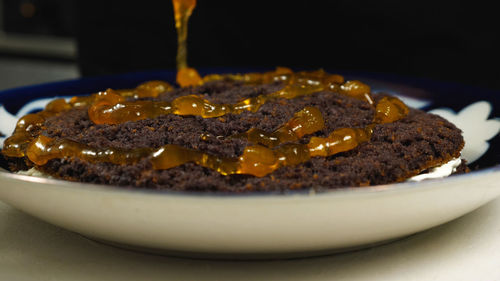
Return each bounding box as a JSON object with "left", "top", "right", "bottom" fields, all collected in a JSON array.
[{"left": 1, "top": 69, "right": 467, "bottom": 192}]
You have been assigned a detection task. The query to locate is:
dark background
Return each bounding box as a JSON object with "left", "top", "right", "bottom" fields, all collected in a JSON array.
[
  {"left": 75, "top": 1, "right": 500, "bottom": 90},
  {"left": 2, "top": 0, "right": 500, "bottom": 90}
]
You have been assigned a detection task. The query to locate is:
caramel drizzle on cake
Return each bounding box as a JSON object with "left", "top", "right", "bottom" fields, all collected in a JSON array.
[
  {"left": 2, "top": 80, "right": 173, "bottom": 158},
  {"left": 87, "top": 68, "right": 372, "bottom": 125},
  {"left": 1, "top": 0, "right": 410, "bottom": 178},
  {"left": 2, "top": 72, "right": 409, "bottom": 177},
  {"left": 22, "top": 96, "right": 406, "bottom": 177}
]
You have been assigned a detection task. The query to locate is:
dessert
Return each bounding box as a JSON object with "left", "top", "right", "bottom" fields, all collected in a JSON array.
[
  {"left": 0, "top": 0, "right": 467, "bottom": 192},
  {"left": 1, "top": 67, "right": 467, "bottom": 192}
]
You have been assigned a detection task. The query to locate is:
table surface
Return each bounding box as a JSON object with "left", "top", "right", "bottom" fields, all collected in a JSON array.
[
  {"left": 1, "top": 198, "right": 500, "bottom": 281},
  {"left": 1, "top": 58, "right": 500, "bottom": 281}
]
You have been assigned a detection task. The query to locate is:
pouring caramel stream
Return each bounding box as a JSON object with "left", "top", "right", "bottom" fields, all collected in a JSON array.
[{"left": 173, "top": 0, "right": 202, "bottom": 87}]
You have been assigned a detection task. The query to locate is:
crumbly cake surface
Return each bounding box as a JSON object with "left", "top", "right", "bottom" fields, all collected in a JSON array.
[{"left": 4, "top": 80, "right": 465, "bottom": 192}]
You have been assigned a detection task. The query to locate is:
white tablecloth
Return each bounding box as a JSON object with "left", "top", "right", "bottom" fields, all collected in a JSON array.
[{"left": 1, "top": 197, "right": 500, "bottom": 281}]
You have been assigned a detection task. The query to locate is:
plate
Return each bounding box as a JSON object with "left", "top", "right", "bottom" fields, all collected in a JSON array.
[{"left": 0, "top": 69, "right": 499, "bottom": 259}]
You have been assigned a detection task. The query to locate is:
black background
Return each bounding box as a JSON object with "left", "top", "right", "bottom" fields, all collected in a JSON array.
[{"left": 76, "top": 1, "right": 500, "bottom": 90}]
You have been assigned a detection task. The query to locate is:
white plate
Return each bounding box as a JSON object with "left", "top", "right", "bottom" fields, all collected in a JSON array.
[
  {"left": 0, "top": 167, "right": 499, "bottom": 259},
  {"left": 1, "top": 70, "right": 499, "bottom": 259}
]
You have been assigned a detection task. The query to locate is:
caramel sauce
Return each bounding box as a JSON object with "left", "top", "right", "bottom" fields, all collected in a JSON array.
[
  {"left": 374, "top": 96, "right": 410, "bottom": 124},
  {"left": 1, "top": 0, "right": 412, "bottom": 179},
  {"left": 173, "top": 0, "right": 202, "bottom": 87},
  {"left": 69, "top": 80, "right": 173, "bottom": 107},
  {"left": 176, "top": 67, "right": 202, "bottom": 88},
  {"left": 2, "top": 81, "right": 172, "bottom": 157},
  {"left": 87, "top": 68, "right": 372, "bottom": 125},
  {"left": 26, "top": 135, "right": 153, "bottom": 167},
  {"left": 117, "top": 80, "right": 173, "bottom": 99},
  {"left": 3, "top": 68, "right": 409, "bottom": 177},
  {"left": 233, "top": 106, "right": 325, "bottom": 148},
  {"left": 21, "top": 95, "right": 408, "bottom": 177},
  {"left": 2, "top": 98, "right": 71, "bottom": 157}
]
